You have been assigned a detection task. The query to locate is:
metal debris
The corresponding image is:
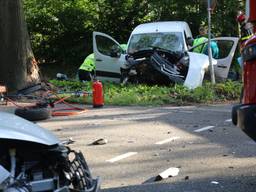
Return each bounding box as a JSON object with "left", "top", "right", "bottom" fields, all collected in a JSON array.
[{"left": 92, "top": 138, "right": 108, "bottom": 145}]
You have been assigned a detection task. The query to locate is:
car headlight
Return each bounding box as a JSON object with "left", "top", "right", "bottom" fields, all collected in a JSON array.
[{"left": 242, "top": 44, "right": 256, "bottom": 62}]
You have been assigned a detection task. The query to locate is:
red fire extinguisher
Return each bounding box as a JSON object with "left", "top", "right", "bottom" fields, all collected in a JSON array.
[{"left": 92, "top": 80, "right": 104, "bottom": 108}]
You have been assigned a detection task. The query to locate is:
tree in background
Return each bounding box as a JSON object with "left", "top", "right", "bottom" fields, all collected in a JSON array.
[{"left": 0, "top": 0, "right": 39, "bottom": 91}]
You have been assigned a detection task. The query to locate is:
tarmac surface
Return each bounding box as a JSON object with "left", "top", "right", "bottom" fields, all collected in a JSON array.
[{"left": 2, "top": 103, "right": 256, "bottom": 192}]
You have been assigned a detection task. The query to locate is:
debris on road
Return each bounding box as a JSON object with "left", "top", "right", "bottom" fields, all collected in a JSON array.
[
  {"left": 92, "top": 138, "right": 108, "bottom": 145},
  {"left": 155, "top": 167, "right": 180, "bottom": 181},
  {"left": 184, "top": 176, "right": 189, "bottom": 180},
  {"left": 211, "top": 181, "right": 219, "bottom": 185}
]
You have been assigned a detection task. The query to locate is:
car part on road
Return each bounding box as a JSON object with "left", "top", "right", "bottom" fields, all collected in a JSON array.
[
  {"left": 155, "top": 167, "right": 180, "bottom": 181},
  {"left": 91, "top": 138, "right": 108, "bottom": 145},
  {"left": 4, "top": 82, "right": 92, "bottom": 118},
  {"left": 14, "top": 106, "right": 51, "bottom": 121},
  {"left": 0, "top": 111, "right": 100, "bottom": 192},
  {"left": 16, "top": 82, "right": 52, "bottom": 96}
]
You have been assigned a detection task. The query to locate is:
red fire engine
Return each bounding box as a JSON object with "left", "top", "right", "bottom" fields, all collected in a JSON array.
[{"left": 232, "top": 0, "right": 256, "bottom": 141}]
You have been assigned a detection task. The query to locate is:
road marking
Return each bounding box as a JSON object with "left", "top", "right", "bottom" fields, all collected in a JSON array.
[
  {"left": 106, "top": 152, "right": 137, "bottom": 163},
  {"left": 155, "top": 137, "right": 180, "bottom": 145},
  {"left": 225, "top": 119, "right": 232, "bottom": 122},
  {"left": 194, "top": 126, "right": 215, "bottom": 133}
]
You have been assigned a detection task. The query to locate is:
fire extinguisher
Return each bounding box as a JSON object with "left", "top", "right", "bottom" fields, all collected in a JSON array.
[{"left": 92, "top": 80, "right": 104, "bottom": 108}]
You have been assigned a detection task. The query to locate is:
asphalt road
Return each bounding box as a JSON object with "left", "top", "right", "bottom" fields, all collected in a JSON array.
[{"left": 35, "top": 104, "right": 256, "bottom": 192}]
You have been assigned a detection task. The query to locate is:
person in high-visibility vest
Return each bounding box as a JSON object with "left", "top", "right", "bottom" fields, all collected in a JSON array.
[
  {"left": 78, "top": 44, "right": 127, "bottom": 81},
  {"left": 193, "top": 26, "right": 208, "bottom": 53},
  {"left": 120, "top": 44, "right": 128, "bottom": 52},
  {"left": 78, "top": 53, "right": 95, "bottom": 81},
  {"left": 193, "top": 26, "right": 219, "bottom": 59}
]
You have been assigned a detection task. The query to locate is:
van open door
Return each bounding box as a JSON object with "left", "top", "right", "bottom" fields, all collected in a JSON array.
[
  {"left": 213, "top": 37, "right": 239, "bottom": 80},
  {"left": 93, "top": 32, "right": 126, "bottom": 82}
]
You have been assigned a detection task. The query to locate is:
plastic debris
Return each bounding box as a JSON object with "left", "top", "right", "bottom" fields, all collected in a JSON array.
[
  {"left": 92, "top": 138, "right": 108, "bottom": 145},
  {"left": 155, "top": 167, "right": 180, "bottom": 181},
  {"left": 211, "top": 181, "right": 219, "bottom": 185}
]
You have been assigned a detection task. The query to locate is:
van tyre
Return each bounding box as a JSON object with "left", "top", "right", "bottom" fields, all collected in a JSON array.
[{"left": 15, "top": 107, "right": 50, "bottom": 121}]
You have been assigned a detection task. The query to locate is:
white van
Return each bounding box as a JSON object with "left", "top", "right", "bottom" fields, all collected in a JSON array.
[{"left": 93, "top": 21, "right": 238, "bottom": 88}]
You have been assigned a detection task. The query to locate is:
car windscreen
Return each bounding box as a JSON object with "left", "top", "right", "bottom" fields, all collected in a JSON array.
[{"left": 127, "top": 32, "right": 184, "bottom": 54}]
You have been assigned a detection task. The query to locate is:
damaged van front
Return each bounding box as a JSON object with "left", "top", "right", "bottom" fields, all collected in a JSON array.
[{"left": 122, "top": 26, "right": 190, "bottom": 85}]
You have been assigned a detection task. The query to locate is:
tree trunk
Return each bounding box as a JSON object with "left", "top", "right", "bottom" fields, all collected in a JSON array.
[{"left": 0, "top": 0, "right": 40, "bottom": 92}]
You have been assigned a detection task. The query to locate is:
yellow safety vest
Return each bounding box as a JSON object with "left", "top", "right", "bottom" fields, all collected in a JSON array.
[
  {"left": 193, "top": 37, "right": 208, "bottom": 53},
  {"left": 79, "top": 53, "right": 95, "bottom": 72}
]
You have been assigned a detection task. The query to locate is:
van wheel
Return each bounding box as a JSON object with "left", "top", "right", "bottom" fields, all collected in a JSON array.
[{"left": 15, "top": 107, "right": 50, "bottom": 121}]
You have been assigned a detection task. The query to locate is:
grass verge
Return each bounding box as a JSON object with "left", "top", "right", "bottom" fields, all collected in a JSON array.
[{"left": 49, "top": 80, "right": 242, "bottom": 106}]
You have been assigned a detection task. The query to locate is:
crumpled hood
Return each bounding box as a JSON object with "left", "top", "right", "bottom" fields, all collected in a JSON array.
[{"left": 0, "top": 112, "right": 60, "bottom": 146}]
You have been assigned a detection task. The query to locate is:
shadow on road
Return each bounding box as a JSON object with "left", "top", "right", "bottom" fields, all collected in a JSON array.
[{"left": 101, "top": 174, "right": 256, "bottom": 192}]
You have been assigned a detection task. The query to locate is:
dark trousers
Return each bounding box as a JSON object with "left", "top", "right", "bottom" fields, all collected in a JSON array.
[{"left": 78, "top": 69, "right": 93, "bottom": 81}]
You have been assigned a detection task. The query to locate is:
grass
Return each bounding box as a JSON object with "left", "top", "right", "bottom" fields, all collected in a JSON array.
[{"left": 49, "top": 79, "right": 242, "bottom": 106}]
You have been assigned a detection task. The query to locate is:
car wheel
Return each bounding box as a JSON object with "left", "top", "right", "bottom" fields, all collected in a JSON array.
[{"left": 15, "top": 107, "right": 51, "bottom": 121}]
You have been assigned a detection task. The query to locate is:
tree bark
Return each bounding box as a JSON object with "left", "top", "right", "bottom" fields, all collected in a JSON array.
[{"left": 0, "top": 0, "right": 40, "bottom": 92}]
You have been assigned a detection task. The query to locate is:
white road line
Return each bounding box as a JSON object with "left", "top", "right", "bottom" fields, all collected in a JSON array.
[
  {"left": 155, "top": 137, "right": 180, "bottom": 145},
  {"left": 194, "top": 126, "right": 215, "bottom": 133},
  {"left": 225, "top": 119, "right": 232, "bottom": 122},
  {"left": 106, "top": 152, "right": 138, "bottom": 163}
]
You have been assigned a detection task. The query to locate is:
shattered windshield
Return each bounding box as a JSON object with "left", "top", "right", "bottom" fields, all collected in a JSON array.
[{"left": 127, "top": 32, "right": 184, "bottom": 54}]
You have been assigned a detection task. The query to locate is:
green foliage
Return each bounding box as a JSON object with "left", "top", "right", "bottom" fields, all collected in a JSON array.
[
  {"left": 49, "top": 80, "right": 243, "bottom": 106},
  {"left": 213, "top": 80, "right": 242, "bottom": 100},
  {"left": 23, "top": 0, "right": 96, "bottom": 66}
]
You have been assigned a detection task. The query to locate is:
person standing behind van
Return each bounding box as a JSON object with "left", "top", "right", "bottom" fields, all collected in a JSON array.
[
  {"left": 193, "top": 26, "right": 208, "bottom": 53},
  {"left": 193, "top": 26, "right": 219, "bottom": 59}
]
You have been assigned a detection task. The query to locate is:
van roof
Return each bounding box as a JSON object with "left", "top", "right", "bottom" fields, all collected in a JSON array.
[{"left": 131, "top": 21, "right": 190, "bottom": 34}]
